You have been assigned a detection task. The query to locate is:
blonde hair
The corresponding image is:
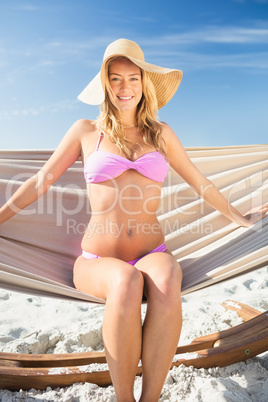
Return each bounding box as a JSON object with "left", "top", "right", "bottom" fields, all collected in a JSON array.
[{"left": 95, "top": 56, "right": 166, "bottom": 158}]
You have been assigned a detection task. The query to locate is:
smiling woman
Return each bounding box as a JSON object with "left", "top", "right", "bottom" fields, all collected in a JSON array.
[{"left": 0, "top": 38, "right": 267, "bottom": 402}]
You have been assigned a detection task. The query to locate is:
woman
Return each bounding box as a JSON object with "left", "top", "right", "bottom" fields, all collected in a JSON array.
[{"left": 0, "top": 39, "right": 267, "bottom": 401}]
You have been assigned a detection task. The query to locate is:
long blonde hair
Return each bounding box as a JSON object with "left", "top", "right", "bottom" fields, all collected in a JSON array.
[{"left": 95, "top": 56, "right": 166, "bottom": 158}]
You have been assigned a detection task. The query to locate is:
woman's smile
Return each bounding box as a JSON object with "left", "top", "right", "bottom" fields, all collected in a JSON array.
[{"left": 117, "top": 96, "right": 134, "bottom": 101}]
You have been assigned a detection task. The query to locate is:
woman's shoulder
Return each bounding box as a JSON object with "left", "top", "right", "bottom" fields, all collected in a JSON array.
[
  {"left": 71, "top": 119, "right": 97, "bottom": 133},
  {"left": 160, "top": 121, "right": 176, "bottom": 140},
  {"left": 160, "top": 121, "right": 170, "bottom": 130},
  {"left": 160, "top": 122, "right": 184, "bottom": 153},
  {"left": 66, "top": 119, "right": 99, "bottom": 145}
]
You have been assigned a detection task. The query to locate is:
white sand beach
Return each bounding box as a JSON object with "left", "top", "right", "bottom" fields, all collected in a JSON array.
[{"left": 0, "top": 265, "right": 267, "bottom": 402}]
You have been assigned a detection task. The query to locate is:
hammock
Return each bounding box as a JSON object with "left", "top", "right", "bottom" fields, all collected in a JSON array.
[{"left": 0, "top": 144, "right": 267, "bottom": 304}]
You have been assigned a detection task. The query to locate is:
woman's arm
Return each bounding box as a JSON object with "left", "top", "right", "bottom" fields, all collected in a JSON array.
[
  {"left": 162, "top": 123, "right": 267, "bottom": 227},
  {"left": 0, "top": 119, "right": 86, "bottom": 225}
]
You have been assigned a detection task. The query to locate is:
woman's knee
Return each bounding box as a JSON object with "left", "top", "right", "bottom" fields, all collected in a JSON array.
[
  {"left": 145, "top": 258, "right": 182, "bottom": 304},
  {"left": 108, "top": 265, "right": 144, "bottom": 307},
  {"left": 158, "top": 260, "right": 182, "bottom": 292}
]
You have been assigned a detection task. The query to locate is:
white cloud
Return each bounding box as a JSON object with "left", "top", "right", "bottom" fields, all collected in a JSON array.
[
  {"left": 143, "top": 25, "right": 268, "bottom": 47},
  {"left": 232, "top": 0, "right": 268, "bottom": 4},
  {"left": 201, "top": 26, "right": 268, "bottom": 44},
  {"left": 0, "top": 106, "right": 44, "bottom": 119},
  {"left": 177, "top": 51, "right": 268, "bottom": 71},
  {"left": 14, "top": 4, "right": 40, "bottom": 11},
  {"left": 0, "top": 100, "right": 79, "bottom": 120}
]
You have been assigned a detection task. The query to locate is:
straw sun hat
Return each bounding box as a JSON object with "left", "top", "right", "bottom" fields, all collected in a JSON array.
[{"left": 78, "top": 38, "right": 183, "bottom": 110}]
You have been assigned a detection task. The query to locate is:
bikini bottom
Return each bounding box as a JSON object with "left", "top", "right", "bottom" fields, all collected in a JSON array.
[{"left": 81, "top": 242, "right": 167, "bottom": 266}]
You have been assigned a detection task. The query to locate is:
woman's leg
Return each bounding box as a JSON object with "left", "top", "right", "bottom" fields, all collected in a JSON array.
[
  {"left": 74, "top": 256, "right": 144, "bottom": 402},
  {"left": 135, "top": 251, "right": 182, "bottom": 402}
]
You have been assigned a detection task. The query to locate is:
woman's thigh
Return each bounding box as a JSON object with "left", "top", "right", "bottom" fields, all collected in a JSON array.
[
  {"left": 134, "top": 250, "right": 182, "bottom": 299},
  {"left": 73, "top": 255, "right": 144, "bottom": 301}
]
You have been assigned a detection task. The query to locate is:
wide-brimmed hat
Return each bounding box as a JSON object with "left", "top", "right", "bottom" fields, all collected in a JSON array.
[{"left": 77, "top": 38, "right": 183, "bottom": 110}]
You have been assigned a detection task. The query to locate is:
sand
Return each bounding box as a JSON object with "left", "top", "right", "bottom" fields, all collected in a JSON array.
[{"left": 0, "top": 266, "right": 267, "bottom": 401}]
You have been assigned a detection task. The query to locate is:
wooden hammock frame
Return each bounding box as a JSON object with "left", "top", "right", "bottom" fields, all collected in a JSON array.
[{"left": 0, "top": 300, "right": 268, "bottom": 391}]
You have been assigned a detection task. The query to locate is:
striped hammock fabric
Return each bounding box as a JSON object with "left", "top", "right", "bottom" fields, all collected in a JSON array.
[{"left": 0, "top": 144, "right": 267, "bottom": 303}]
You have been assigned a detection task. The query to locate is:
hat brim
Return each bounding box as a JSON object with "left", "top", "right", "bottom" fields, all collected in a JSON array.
[{"left": 78, "top": 55, "right": 183, "bottom": 110}]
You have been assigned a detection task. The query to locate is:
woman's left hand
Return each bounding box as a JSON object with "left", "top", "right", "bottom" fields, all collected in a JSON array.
[{"left": 242, "top": 203, "right": 268, "bottom": 226}]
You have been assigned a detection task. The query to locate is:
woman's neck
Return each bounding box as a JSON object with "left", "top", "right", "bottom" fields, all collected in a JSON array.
[{"left": 120, "top": 110, "right": 137, "bottom": 128}]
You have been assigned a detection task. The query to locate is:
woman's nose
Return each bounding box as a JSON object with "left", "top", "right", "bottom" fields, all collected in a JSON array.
[{"left": 120, "top": 79, "right": 129, "bottom": 90}]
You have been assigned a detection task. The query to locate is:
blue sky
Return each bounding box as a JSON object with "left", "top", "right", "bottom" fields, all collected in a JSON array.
[{"left": 0, "top": 0, "right": 267, "bottom": 149}]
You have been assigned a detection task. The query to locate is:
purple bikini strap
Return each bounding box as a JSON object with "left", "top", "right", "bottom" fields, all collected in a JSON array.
[{"left": 95, "top": 132, "right": 104, "bottom": 151}]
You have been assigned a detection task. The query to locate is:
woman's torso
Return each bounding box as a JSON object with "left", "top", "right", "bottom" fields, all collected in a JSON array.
[{"left": 79, "top": 122, "right": 168, "bottom": 261}]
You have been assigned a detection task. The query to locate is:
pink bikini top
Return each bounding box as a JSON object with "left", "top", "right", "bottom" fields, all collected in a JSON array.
[{"left": 84, "top": 132, "right": 169, "bottom": 184}]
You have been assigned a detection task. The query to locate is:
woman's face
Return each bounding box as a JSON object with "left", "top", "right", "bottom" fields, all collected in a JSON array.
[{"left": 108, "top": 57, "right": 143, "bottom": 113}]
